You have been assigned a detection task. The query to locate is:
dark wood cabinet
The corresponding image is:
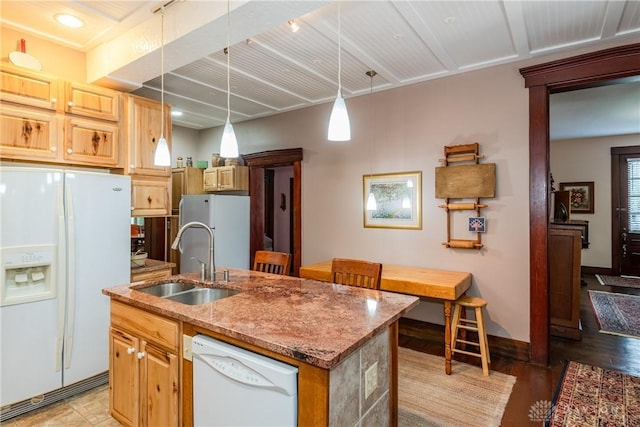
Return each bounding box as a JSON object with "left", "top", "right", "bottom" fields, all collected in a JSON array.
[{"left": 549, "top": 224, "right": 582, "bottom": 340}]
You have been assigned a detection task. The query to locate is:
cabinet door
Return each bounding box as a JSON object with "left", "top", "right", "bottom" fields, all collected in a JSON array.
[
  {"left": 0, "top": 64, "right": 59, "bottom": 111},
  {"left": 63, "top": 117, "right": 119, "bottom": 167},
  {"left": 140, "top": 341, "right": 179, "bottom": 427},
  {"left": 125, "top": 95, "right": 171, "bottom": 178},
  {"left": 131, "top": 177, "right": 170, "bottom": 217},
  {"left": 64, "top": 81, "right": 119, "bottom": 121},
  {"left": 203, "top": 168, "right": 219, "bottom": 191},
  {"left": 0, "top": 103, "right": 61, "bottom": 162},
  {"left": 110, "top": 328, "right": 140, "bottom": 427},
  {"left": 218, "top": 166, "right": 248, "bottom": 191},
  {"left": 171, "top": 169, "right": 185, "bottom": 214}
]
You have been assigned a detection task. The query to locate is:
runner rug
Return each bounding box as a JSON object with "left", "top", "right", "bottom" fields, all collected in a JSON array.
[
  {"left": 595, "top": 274, "right": 640, "bottom": 289},
  {"left": 398, "top": 347, "right": 515, "bottom": 427},
  {"left": 588, "top": 290, "right": 640, "bottom": 339},
  {"left": 546, "top": 360, "right": 640, "bottom": 426}
]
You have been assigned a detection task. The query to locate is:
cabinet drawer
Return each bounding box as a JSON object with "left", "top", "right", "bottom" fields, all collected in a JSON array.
[
  {"left": 111, "top": 300, "right": 179, "bottom": 352},
  {"left": 0, "top": 103, "right": 60, "bottom": 162},
  {"left": 65, "top": 82, "right": 119, "bottom": 121},
  {"left": 131, "top": 268, "right": 172, "bottom": 283}
]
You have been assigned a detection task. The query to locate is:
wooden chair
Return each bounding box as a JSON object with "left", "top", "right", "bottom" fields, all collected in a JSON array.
[
  {"left": 253, "top": 250, "right": 291, "bottom": 275},
  {"left": 330, "top": 258, "right": 382, "bottom": 290}
]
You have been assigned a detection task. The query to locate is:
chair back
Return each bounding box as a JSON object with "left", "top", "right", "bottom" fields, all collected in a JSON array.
[
  {"left": 331, "top": 258, "right": 382, "bottom": 290},
  {"left": 253, "top": 250, "right": 291, "bottom": 275}
]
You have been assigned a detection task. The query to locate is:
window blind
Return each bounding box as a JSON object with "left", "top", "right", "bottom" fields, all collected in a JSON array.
[{"left": 628, "top": 158, "right": 640, "bottom": 233}]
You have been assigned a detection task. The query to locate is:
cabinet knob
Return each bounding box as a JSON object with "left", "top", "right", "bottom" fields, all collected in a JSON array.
[
  {"left": 67, "top": 148, "right": 73, "bottom": 154},
  {"left": 51, "top": 98, "right": 57, "bottom": 104},
  {"left": 136, "top": 351, "right": 146, "bottom": 359},
  {"left": 68, "top": 101, "right": 74, "bottom": 107},
  {"left": 51, "top": 146, "right": 57, "bottom": 152},
  {"left": 127, "top": 347, "right": 135, "bottom": 355}
]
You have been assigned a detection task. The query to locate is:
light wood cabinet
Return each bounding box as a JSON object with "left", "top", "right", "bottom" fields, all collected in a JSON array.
[
  {"left": 0, "top": 64, "right": 59, "bottom": 111},
  {"left": 0, "top": 63, "right": 122, "bottom": 168},
  {"left": 549, "top": 224, "right": 582, "bottom": 340},
  {"left": 64, "top": 81, "right": 119, "bottom": 121},
  {"left": 171, "top": 167, "right": 204, "bottom": 214},
  {"left": 123, "top": 94, "right": 171, "bottom": 178},
  {"left": 123, "top": 94, "right": 172, "bottom": 217},
  {"left": 131, "top": 266, "right": 173, "bottom": 283},
  {"left": 131, "top": 177, "right": 171, "bottom": 217},
  {"left": 62, "top": 116, "right": 119, "bottom": 167},
  {"left": 109, "top": 301, "right": 180, "bottom": 427},
  {"left": 203, "top": 166, "right": 248, "bottom": 192},
  {"left": 0, "top": 103, "right": 61, "bottom": 162}
]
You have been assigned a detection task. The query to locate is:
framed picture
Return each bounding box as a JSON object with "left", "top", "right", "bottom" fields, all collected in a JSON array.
[
  {"left": 559, "top": 181, "right": 594, "bottom": 214},
  {"left": 363, "top": 171, "right": 422, "bottom": 229}
]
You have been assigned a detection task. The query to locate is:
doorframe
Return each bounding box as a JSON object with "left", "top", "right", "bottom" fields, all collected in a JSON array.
[
  {"left": 520, "top": 42, "right": 640, "bottom": 366},
  {"left": 243, "top": 148, "right": 303, "bottom": 276}
]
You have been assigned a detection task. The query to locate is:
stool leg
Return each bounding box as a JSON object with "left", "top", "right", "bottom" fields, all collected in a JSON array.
[
  {"left": 475, "top": 307, "right": 490, "bottom": 376},
  {"left": 451, "top": 303, "right": 462, "bottom": 354}
]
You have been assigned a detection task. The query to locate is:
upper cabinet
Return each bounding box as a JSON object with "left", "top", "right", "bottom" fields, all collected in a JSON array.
[
  {"left": 0, "top": 63, "right": 121, "bottom": 168},
  {"left": 122, "top": 94, "right": 172, "bottom": 217},
  {"left": 122, "top": 94, "right": 171, "bottom": 178},
  {"left": 64, "top": 82, "right": 120, "bottom": 122},
  {"left": 0, "top": 64, "right": 59, "bottom": 111}
]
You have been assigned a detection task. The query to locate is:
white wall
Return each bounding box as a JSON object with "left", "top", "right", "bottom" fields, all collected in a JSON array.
[
  {"left": 170, "top": 126, "right": 200, "bottom": 168},
  {"left": 551, "top": 133, "right": 640, "bottom": 268}
]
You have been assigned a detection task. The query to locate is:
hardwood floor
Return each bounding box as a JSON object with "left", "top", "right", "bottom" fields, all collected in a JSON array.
[
  {"left": 5, "top": 275, "right": 639, "bottom": 426},
  {"left": 400, "top": 273, "right": 640, "bottom": 426}
]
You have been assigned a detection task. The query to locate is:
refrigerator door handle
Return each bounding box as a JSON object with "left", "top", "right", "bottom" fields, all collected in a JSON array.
[
  {"left": 55, "top": 183, "right": 66, "bottom": 372},
  {"left": 177, "top": 198, "right": 185, "bottom": 253},
  {"left": 63, "top": 183, "right": 76, "bottom": 369}
]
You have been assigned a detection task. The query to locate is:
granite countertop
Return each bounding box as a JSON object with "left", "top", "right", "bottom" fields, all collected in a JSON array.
[
  {"left": 130, "top": 258, "right": 176, "bottom": 274},
  {"left": 103, "top": 268, "right": 419, "bottom": 369}
]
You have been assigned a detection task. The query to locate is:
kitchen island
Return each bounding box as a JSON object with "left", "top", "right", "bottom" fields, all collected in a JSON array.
[{"left": 103, "top": 268, "right": 419, "bottom": 427}]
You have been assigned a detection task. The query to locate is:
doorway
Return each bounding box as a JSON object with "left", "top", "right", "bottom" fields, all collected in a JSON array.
[
  {"left": 612, "top": 146, "right": 640, "bottom": 276},
  {"left": 520, "top": 42, "right": 640, "bottom": 366}
]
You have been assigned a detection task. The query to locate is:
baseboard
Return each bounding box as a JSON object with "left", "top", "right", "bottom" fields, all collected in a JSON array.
[{"left": 399, "top": 317, "right": 530, "bottom": 362}]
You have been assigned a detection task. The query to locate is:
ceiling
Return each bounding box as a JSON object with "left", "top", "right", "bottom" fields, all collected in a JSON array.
[{"left": 1, "top": 0, "right": 639, "bottom": 140}]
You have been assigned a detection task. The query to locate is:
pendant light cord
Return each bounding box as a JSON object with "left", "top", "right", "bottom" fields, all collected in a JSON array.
[
  {"left": 160, "top": 10, "right": 165, "bottom": 137},
  {"left": 337, "top": 0, "right": 342, "bottom": 94},
  {"left": 226, "top": 0, "right": 231, "bottom": 122}
]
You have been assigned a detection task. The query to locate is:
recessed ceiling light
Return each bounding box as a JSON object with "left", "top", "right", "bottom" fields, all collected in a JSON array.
[
  {"left": 55, "top": 14, "right": 84, "bottom": 28},
  {"left": 288, "top": 20, "right": 300, "bottom": 33},
  {"left": 171, "top": 110, "right": 183, "bottom": 117}
]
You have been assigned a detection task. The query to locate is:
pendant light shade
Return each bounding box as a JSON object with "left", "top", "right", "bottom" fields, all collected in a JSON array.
[
  {"left": 220, "top": 0, "right": 239, "bottom": 158},
  {"left": 328, "top": 91, "right": 350, "bottom": 141},
  {"left": 328, "top": 1, "right": 350, "bottom": 141},
  {"left": 154, "top": 10, "right": 171, "bottom": 167},
  {"left": 220, "top": 118, "right": 239, "bottom": 158},
  {"left": 366, "top": 191, "right": 377, "bottom": 211}
]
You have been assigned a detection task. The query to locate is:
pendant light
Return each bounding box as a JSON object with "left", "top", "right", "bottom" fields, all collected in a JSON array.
[
  {"left": 220, "top": 0, "right": 239, "bottom": 158},
  {"left": 153, "top": 9, "right": 171, "bottom": 166},
  {"left": 328, "top": 0, "right": 350, "bottom": 141},
  {"left": 365, "top": 70, "right": 377, "bottom": 211}
]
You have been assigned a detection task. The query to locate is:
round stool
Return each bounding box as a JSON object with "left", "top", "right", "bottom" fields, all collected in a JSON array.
[{"left": 451, "top": 295, "right": 491, "bottom": 376}]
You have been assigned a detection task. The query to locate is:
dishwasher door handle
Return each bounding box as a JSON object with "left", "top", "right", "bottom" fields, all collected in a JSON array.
[{"left": 195, "top": 353, "right": 289, "bottom": 394}]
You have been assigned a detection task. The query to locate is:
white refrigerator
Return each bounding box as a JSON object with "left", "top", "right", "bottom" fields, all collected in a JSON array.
[
  {"left": 179, "top": 194, "right": 250, "bottom": 274},
  {"left": 0, "top": 166, "right": 130, "bottom": 408}
]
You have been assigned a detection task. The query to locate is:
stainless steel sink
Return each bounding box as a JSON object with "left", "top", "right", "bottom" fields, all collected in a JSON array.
[
  {"left": 164, "top": 288, "right": 240, "bottom": 305},
  {"left": 135, "top": 282, "right": 195, "bottom": 297}
]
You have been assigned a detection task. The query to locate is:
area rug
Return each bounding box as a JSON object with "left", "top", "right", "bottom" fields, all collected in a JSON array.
[
  {"left": 398, "top": 347, "right": 515, "bottom": 427},
  {"left": 595, "top": 274, "right": 640, "bottom": 290},
  {"left": 588, "top": 290, "right": 640, "bottom": 339},
  {"left": 546, "top": 360, "right": 640, "bottom": 426}
]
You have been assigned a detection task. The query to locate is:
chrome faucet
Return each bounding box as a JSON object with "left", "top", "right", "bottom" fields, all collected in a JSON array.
[{"left": 171, "top": 221, "right": 215, "bottom": 281}]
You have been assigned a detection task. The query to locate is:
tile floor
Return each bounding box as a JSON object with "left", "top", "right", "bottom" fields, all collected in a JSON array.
[{"left": 2, "top": 385, "right": 121, "bottom": 426}]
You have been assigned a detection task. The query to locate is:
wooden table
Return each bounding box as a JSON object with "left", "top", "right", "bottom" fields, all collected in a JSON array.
[{"left": 299, "top": 260, "right": 472, "bottom": 375}]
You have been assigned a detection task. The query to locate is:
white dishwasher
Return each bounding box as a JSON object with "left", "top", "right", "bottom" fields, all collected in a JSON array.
[{"left": 192, "top": 334, "right": 298, "bottom": 427}]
